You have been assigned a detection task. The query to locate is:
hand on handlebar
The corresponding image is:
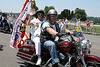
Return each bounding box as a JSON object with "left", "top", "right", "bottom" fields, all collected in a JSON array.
[
  {"left": 66, "top": 32, "right": 70, "bottom": 35},
  {"left": 56, "top": 32, "right": 70, "bottom": 37},
  {"left": 56, "top": 33, "right": 65, "bottom": 37}
]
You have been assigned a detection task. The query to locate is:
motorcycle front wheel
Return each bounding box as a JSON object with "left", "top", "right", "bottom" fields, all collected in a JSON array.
[{"left": 76, "top": 57, "right": 100, "bottom": 67}]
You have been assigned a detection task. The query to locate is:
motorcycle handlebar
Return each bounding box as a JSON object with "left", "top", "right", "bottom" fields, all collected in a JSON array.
[
  {"left": 56, "top": 32, "right": 70, "bottom": 37},
  {"left": 57, "top": 32, "right": 76, "bottom": 42}
]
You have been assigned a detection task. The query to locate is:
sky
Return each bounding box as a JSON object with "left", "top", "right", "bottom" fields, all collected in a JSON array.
[{"left": 0, "top": 0, "right": 100, "bottom": 17}]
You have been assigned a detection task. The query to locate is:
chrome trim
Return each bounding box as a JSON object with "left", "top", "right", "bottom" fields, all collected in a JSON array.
[
  {"left": 81, "top": 56, "right": 87, "bottom": 67},
  {"left": 17, "top": 54, "right": 31, "bottom": 60},
  {"left": 17, "top": 57, "right": 35, "bottom": 65},
  {"left": 17, "top": 57, "right": 43, "bottom": 67},
  {"left": 18, "top": 51, "right": 33, "bottom": 57},
  {"left": 58, "top": 36, "right": 71, "bottom": 43},
  {"left": 64, "top": 56, "right": 72, "bottom": 67},
  {"left": 87, "top": 61, "right": 100, "bottom": 65},
  {"left": 44, "top": 58, "right": 52, "bottom": 66}
]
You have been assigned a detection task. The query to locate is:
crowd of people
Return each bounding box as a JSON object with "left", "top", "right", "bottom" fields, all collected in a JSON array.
[
  {"left": 0, "top": 12, "right": 18, "bottom": 32},
  {"left": 58, "top": 18, "right": 69, "bottom": 29}
]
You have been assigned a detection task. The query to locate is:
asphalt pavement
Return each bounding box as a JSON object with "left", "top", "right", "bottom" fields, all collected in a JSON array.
[{"left": 0, "top": 32, "right": 26, "bottom": 67}]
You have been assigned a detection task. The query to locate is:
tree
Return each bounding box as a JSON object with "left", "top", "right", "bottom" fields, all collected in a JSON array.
[
  {"left": 44, "top": 6, "right": 55, "bottom": 17},
  {"left": 58, "top": 14, "right": 63, "bottom": 19},
  {"left": 70, "top": 11, "right": 74, "bottom": 18},
  {"left": 74, "top": 8, "right": 87, "bottom": 21},
  {"left": 58, "top": 9, "right": 72, "bottom": 20}
]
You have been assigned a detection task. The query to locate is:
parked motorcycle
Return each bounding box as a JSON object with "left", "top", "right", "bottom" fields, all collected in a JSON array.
[
  {"left": 17, "top": 19, "right": 100, "bottom": 67},
  {"left": 0, "top": 19, "right": 10, "bottom": 33}
]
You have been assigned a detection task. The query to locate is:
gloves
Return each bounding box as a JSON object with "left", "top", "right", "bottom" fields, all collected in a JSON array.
[
  {"left": 56, "top": 32, "right": 70, "bottom": 37},
  {"left": 56, "top": 33, "right": 65, "bottom": 37},
  {"left": 66, "top": 32, "right": 70, "bottom": 35}
]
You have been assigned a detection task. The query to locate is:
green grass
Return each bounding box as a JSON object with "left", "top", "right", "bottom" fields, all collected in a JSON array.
[{"left": 94, "top": 26, "right": 100, "bottom": 33}]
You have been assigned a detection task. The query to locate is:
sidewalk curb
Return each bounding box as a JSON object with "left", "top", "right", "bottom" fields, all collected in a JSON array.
[{"left": 84, "top": 32, "right": 100, "bottom": 36}]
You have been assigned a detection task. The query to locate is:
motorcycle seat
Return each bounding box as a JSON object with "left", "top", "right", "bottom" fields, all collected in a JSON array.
[{"left": 41, "top": 45, "right": 49, "bottom": 52}]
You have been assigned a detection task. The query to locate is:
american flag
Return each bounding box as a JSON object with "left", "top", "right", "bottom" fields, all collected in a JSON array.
[
  {"left": 11, "top": 33, "right": 21, "bottom": 49},
  {"left": 10, "top": 0, "right": 29, "bottom": 50},
  {"left": 20, "top": 32, "right": 29, "bottom": 47}
]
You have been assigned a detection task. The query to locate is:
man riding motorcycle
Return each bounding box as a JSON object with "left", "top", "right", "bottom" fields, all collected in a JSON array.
[{"left": 40, "top": 9, "right": 74, "bottom": 67}]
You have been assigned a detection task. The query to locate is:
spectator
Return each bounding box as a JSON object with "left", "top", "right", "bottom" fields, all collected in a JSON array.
[
  {"left": 58, "top": 19, "right": 61, "bottom": 24},
  {"left": 2, "top": 17, "right": 6, "bottom": 29},
  {"left": 78, "top": 19, "right": 81, "bottom": 25},
  {"left": 0, "top": 13, "right": 2, "bottom": 25},
  {"left": 65, "top": 18, "right": 68, "bottom": 28},
  {"left": 60, "top": 20, "right": 64, "bottom": 28},
  {"left": 86, "top": 20, "right": 90, "bottom": 33}
]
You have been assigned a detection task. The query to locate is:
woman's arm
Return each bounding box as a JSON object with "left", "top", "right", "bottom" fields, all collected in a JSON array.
[
  {"left": 27, "top": 16, "right": 34, "bottom": 26},
  {"left": 27, "top": 9, "right": 35, "bottom": 26}
]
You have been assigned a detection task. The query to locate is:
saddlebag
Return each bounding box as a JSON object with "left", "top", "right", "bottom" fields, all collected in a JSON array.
[{"left": 17, "top": 39, "right": 35, "bottom": 61}]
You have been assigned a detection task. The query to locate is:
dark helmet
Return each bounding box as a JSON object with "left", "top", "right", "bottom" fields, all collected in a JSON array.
[
  {"left": 48, "top": 9, "right": 57, "bottom": 17},
  {"left": 35, "top": 9, "right": 44, "bottom": 18}
]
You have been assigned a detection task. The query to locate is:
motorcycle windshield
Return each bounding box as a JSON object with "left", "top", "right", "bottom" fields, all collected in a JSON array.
[{"left": 74, "top": 18, "right": 85, "bottom": 40}]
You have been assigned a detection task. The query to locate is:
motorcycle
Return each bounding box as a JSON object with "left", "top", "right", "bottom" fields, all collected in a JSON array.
[
  {"left": 0, "top": 20, "right": 10, "bottom": 33},
  {"left": 17, "top": 18, "right": 100, "bottom": 67}
]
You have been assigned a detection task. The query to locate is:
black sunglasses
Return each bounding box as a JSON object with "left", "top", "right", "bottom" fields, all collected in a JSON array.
[
  {"left": 38, "top": 13, "right": 43, "bottom": 16},
  {"left": 50, "top": 14, "right": 57, "bottom": 17}
]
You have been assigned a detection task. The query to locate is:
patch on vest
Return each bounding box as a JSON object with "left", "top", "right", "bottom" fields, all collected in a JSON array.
[{"left": 36, "top": 23, "right": 39, "bottom": 27}]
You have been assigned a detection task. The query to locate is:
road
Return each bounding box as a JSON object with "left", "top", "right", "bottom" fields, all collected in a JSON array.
[
  {"left": 0, "top": 32, "right": 26, "bottom": 67},
  {"left": 0, "top": 32, "right": 100, "bottom": 67},
  {"left": 84, "top": 34, "right": 100, "bottom": 56}
]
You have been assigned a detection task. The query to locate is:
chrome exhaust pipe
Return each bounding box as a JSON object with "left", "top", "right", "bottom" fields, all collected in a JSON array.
[
  {"left": 17, "top": 57, "right": 44, "bottom": 67},
  {"left": 17, "top": 57, "right": 35, "bottom": 65}
]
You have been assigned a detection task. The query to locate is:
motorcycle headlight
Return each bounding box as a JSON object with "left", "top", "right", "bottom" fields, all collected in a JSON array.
[{"left": 81, "top": 39, "right": 92, "bottom": 49}]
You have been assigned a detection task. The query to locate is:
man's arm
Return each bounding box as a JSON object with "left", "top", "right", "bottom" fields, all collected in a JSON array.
[
  {"left": 65, "top": 29, "right": 73, "bottom": 34},
  {"left": 46, "top": 28, "right": 58, "bottom": 35},
  {"left": 46, "top": 28, "right": 73, "bottom": 36},
  {"left": 46, "top": 26, "right": 73, "bottom": 35}
]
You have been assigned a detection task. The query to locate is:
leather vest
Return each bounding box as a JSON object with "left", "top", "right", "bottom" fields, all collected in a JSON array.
[{"left": 40, "top": 22, "right": 60, "bottom": 43}]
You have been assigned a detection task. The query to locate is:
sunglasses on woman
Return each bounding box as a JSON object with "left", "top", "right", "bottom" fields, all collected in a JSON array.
[{"left": 38, "top": 13, "right": 43, "bottom": 16}]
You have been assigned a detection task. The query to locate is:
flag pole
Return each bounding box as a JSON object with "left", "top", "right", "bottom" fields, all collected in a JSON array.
[{"left": 29, "top": 0, "right": 36, "bottom": 40}]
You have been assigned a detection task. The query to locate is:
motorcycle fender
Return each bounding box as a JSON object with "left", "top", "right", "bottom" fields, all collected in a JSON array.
[{"left": 84, "top": 55, "right": 100, "bottom": 63}]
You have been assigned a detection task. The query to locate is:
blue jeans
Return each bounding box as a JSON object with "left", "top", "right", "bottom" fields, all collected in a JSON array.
[
  {"left": 42, "top": 40, "right": 59, "bottom": 65},
  {"left": 3, "top": 22, "right": 5, "bottom": 29}
]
